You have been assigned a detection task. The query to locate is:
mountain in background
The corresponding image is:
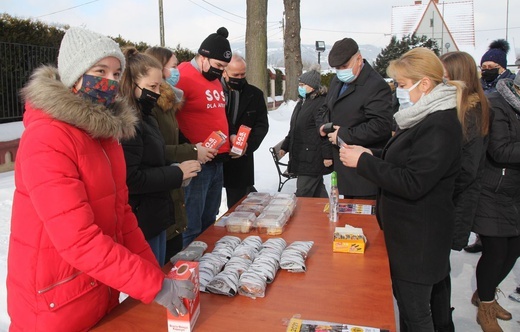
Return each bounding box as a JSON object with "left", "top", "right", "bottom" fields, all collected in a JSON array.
[{"left": 231, "top": 41, "right": 383, "bottom": 70}]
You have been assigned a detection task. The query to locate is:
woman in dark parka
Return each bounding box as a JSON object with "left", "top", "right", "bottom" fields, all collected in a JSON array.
[
  {"left": 471, "top": 74, "right": 520, "bottom": 331},
  {"left": 339, "top": 48, "right": 463, "bottom": 332}
]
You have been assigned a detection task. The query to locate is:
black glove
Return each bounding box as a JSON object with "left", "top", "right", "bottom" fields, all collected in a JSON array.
[{"left": 154, "top": 278, "right": 196, "bottom": 316}]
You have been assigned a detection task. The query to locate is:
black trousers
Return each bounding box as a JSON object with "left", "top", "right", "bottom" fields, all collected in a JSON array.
[
  {"left": 392, "top": 277, "right": 436, "bottom": 332},
  {"left": 476, "top": 234, "right": 520, "bottom": 301},
  {"left": 430, "top": 275, "right": 455, "bottom": 332}
]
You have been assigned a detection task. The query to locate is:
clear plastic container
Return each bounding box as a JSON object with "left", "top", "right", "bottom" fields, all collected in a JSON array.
[
  {"left": 240, "top": 196, "right": 271, "bottom": 207},
  {"left": 262, "top": 204, "right": 291, "bottom": 220},
  {"left": 226, "top": 212, "right": 256, "bottom": 233},
  {"left": 235, "top": 204, "right": 265, "bottom": 216},
  {"left": 267, "top": 197, "right": 297, "bottom": 216},
  {"left": 247, "top": 192, "right": 272, "bottom": 200},
  {"left": 255, "top": 213, "right": 287, "bottom": 235}
]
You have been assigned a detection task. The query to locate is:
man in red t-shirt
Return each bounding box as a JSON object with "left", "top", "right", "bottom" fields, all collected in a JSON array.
[{"left": 176, "top": 27, "right": 232, "bottom": 247}]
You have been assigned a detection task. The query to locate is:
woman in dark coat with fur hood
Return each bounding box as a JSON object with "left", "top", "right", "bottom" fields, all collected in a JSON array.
[
  {"left": 280, "top": 67, "right": 333, "bottom": 197},
  {"left": 471, "top": 74, "right": 520, "bottom": 331}
]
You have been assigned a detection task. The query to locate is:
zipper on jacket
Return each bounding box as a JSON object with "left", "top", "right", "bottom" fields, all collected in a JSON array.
[
  {"left": 494, "top": 168, "right": 506, "bottom": 193},
  {"left": 37, "top": 271, "right": 82, "bottom": 294},
  {"left": 99, "top": 140, "right": 117, "bottom": 301}
]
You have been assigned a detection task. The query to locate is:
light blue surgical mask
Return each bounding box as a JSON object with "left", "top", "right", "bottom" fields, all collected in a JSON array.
[
  {"left": 336, "top": 68, "right": 356, "bottom": 83},
  {"left": 165, "top": 68, "right": 180, "bottom": 87},
  {"left": 298, "top": 86, "right": 308, "bottom": 98},
  {"left": 395, "top": 80, "right": 421, "bottom": 110}
]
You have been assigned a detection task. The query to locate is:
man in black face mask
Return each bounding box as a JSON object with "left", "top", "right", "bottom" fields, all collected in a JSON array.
[
  {"left": 479, "top": 39, "right": 516, "bottom": 95},
  {"left": 221, "top": 55, "right": 269, "bottom": 208},
  {"left": 175, "top": 27, "right": 233, "bottom": 247}
]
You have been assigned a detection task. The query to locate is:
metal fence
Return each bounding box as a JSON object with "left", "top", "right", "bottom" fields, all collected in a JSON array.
[{"left": 0, "top": 42, "right": 58, "bottom": 123}]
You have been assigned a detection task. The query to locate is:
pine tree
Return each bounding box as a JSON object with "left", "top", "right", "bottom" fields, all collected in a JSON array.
[{"left": 373, "top": 34, "right": 440, "bottom": 78}]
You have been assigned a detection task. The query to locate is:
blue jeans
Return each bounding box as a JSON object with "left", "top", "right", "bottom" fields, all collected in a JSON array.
[
  {"left": 182, "top": 161, "right": 223, "bottom": 247},
  {"left": 147, "top": 230, "right": 166, "bottom": 266}
]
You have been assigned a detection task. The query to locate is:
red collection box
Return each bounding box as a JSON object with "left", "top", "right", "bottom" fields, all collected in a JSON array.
[
  {"left": 230, "top": 125, "right": 251, "bottom": 156},
  {"left": 166, "top": 261, "right": 200, "bottom": 332},
  {"left": 202, "top": 131, "right": 227, "bottom": 150}
]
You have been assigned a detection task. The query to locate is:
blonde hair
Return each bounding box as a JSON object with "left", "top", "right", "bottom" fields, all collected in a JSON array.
[
  {"left": 440, "top": 51, "right": 489, "bottom": 137},
  {"left": 387, "top": 47, "right": 465, "bottom": 114}
]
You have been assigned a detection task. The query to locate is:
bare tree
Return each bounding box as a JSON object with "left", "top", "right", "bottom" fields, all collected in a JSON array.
[
  {"left": 245, "top": 0, "right": 268, "bottom": 100},
  {"left": 283, "top": 0, "right": 302, "bottom": 101}
]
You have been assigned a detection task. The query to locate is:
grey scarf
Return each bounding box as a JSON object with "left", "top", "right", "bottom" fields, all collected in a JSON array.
[
  {"left": 394, "top": 84, "right": 457, "bottom": 129},
  {"left": 496, "top": 78, "right": 520, "bottom": 113}
]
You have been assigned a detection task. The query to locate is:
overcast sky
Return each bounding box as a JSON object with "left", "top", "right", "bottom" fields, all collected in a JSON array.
[{"left": 3, "top": 0, "right": 520, "bottom": 64}]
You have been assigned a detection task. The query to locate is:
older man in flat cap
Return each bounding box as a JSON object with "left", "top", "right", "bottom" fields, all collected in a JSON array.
[{"left": 319, "top": 37, "right": 393, "bottom": 198}]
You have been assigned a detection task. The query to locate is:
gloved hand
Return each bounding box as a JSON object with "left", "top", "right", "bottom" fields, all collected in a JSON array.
[{"left": 154, "top": 278, "right": 196, "bottom": 316}]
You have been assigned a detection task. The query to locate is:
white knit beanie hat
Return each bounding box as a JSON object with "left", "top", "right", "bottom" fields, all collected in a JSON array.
[{"left": 58, "top": 27, "right": 125, "bottom": 88}]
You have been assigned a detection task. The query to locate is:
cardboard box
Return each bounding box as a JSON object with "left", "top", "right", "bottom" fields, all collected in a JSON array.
[
  {"left": 166, "top": 261, "right": 200, "bottom": 332},
  {"left": 230, "top": 125, "right": 251, "bottom": 156},
  {"left": 333, "top": 226, "right": 366, "bottom": 254},
  {"left": 202, "top": 131, "right": 227, "bottom": 150}
]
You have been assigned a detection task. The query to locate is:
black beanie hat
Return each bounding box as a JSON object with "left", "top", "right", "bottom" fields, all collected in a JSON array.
[{"left": 198, "top": 27, "right": 232, "bottom": 63}]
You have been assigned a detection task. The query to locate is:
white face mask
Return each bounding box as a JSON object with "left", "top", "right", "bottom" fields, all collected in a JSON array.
[{"left": 395, "top": 80, "right": 421, "bottom": 109}]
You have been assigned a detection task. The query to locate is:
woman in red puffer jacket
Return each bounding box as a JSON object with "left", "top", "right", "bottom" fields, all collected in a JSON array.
[{"left": 7, "top": 27, "right": 193, "bottom": 332}]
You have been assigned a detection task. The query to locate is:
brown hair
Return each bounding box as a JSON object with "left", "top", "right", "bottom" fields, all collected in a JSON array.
[
  {"left": 144, "top": 46, "right": 174, "bottom": 68},
  {"left": 119, "top": 46, "right": 163, "bottom": 112},
  {"left": 440, "top": 51, "right": 489, "bottom": 138},
  {"left": 387, "top": 47, "right": 465, "bottom": 120}
]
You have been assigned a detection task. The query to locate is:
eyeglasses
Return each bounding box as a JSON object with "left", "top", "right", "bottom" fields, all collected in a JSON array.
[{"left": 481, "top": 65, "right": 500, "bottom": 70}]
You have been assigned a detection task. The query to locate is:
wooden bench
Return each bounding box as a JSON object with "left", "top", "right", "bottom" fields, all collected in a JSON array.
[{"left": 269, "top": 139, "right": 297, "bottom": 192}]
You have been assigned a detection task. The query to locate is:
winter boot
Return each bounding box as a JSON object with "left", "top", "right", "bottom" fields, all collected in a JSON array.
[
  {"left": 471, "top": 290, "right": 512, "bottom": 321},
  {"left": 477, "top": 301, "right": 503, "bottom": 332}
]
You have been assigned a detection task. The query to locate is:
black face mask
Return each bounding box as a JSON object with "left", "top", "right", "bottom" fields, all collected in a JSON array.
[
  {"left": 136, "top": 85, "right": 160, "bottom": 114},
  {"left": 481, "top": 68, "right": 500, "bottom": 83},
  {"left": 202, "top": 66, "right": 223, "bottom": 81},
  {"left": 227, "top": 77, "right": 246, "bottom": 91},
  {"left": 202, "top": 59, "right": 224, "bottom": 81}
]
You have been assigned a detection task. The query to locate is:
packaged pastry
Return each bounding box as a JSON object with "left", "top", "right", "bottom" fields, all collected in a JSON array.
[
  {"left": 247, "top": 192, "right": 272, "bottom": 200},
  {"left": 268, "top": 197, "right": 297, "bottom": 216},
  {"left": 239, "top": 235, "right": 263, "bottom": 251},
  {"left": 235, "top": 204, "right": 265, "bottom": 216},
  {"left": 215, "top": 235, "right": 242, "bottom": 249},
  {"left": 225, "top": 212, "right": 256, "bottom": 233},
  {"left": 280, "top": 241, "right": 314, "bottom": 273},
  {"left": 238, "top": 270, "right": 267, "bottom": 299},
  {"left": 240, "top": 196, "right": 271, "bottom": 207},
  {"left": 262, "top": 238, "right": 287, "bottom": 254},
  {"left": 205, "top": 269, "right": 240, "bottom": 297},
  {"left": 223, "top": 256, "right": 252, "bottom": 276},
  {"left": 256, "top": 213, "right": 287, "bottom": 235},
  {"left": 262, "top": 204, "right": 291, "bottom": 220}
]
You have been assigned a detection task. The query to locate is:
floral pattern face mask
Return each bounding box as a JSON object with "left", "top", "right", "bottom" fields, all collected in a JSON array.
[{"left": 76, "top": 74, "right": 119, "bottom": 107}]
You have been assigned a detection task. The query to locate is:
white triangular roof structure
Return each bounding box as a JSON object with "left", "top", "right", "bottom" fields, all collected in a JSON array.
[{"left": 392, "top": 0, "right": 475, "bottom": 54}]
